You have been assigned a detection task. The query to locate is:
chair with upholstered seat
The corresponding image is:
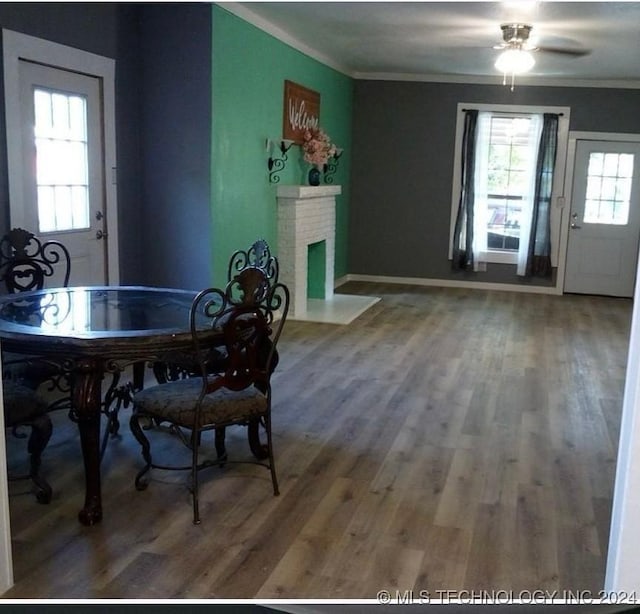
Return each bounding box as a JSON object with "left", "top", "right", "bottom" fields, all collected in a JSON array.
[
  {"left": 3, "top": 379, "right": 53, "bottom": 503},
  {"left": 147, "top": 239, "right": 283, "bottom": 460},
  {"left": 129, "top": 270, "right": 290, "bottom": 524}
]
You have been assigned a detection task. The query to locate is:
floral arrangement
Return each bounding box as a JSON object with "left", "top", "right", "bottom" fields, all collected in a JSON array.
[{"left": 301, "top": 127, "right": 337, "bottom": 168}]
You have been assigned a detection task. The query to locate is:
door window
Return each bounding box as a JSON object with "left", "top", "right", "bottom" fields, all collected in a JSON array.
[
  {"left": 584, "top": 152, "right": 634, "bottom": 225},
  {"left": 34, "top": 88, "right": 90, "bottom": 233}
]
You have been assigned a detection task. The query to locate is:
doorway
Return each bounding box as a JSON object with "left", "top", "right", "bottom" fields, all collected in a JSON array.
[
  {"left": 18, "top": 61, "right": 107, "bottom": 285},
  {"left": 564, "top": 138, "right": 640, "bottom": 297},
  {"left": 2, "top": 29, "right": 119, "bottom": 285}
]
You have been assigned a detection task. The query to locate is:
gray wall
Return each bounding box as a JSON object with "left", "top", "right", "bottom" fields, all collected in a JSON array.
[
  {"left": 0, "top": 3, "right": 213, "bottom": 289},
  {"left": 0, "top": 3, "right": 144, "bottom": 284},
  {"left": 137, "top": 4, "right": 213, "bottom": 290},
  {"left": 349, "top": 80, "right": 640, "bottom": 286}
]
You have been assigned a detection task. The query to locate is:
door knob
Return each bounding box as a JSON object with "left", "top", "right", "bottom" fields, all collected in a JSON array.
[
  {"left": 570, "top": 222, "right": 582, "bottom": 229},
  {"left": 96, "top": 229, "right": 108, "bottom": 240}
]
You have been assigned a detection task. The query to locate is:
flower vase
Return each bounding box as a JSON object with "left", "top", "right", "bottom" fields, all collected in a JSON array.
[{"left": 308, "top": 166, "right": 321, "bottom": 186}]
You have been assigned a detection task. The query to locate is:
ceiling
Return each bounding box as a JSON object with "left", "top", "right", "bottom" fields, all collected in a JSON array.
[{"left": 228, "top": 1, "right": 640, "bottom": 87}]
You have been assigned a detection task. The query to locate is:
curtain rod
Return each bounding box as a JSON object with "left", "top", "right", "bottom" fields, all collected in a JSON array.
[{"left": 461, "top": 108, "right": 564, "bottom": 116}]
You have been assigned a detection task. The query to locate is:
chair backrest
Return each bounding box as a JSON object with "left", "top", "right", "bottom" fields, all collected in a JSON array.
[
  {"left": 0, "top": 228, "right": 71, "bottom": 294},
  {"left": 226, "top": 239, "right": 279, "bottom": 308},
  {"left": 190, "top": 270, "right": 290, "bottom": 394},
  {"left": 227, "top": 239, "right": 278, "bottom": 284}
]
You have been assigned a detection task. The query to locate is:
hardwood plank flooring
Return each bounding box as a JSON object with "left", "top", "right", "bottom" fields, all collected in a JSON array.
[{"left": 2, "top": 282, "right": 632, "bottom": 599}]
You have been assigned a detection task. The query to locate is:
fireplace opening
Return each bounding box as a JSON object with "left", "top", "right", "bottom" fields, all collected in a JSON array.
[{"left": 307, "top": 240, "right": 326, "bottom": 300}]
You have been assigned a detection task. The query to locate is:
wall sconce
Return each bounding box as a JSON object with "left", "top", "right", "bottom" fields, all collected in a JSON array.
[
  {"left": 323, "top": 148, "right": 343, "bottom": 184},
  {"left": 267, "top": 138, "right": 294, "bottom": 184}
]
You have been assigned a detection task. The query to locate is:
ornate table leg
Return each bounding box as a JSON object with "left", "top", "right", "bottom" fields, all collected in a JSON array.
[{"left": 71, "top": 358, "right": 104, "bottom": 525}]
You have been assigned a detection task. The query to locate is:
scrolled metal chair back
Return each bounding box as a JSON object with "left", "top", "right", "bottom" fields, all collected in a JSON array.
[
  {"left": 227, "top": 239, "right": 279, "bottom": 286},
  {"left": 226, "top": 239, "right": 281, "bottom": 308},
  {"left": 0, "top": 227, "right": 71, "bottom": 294}
]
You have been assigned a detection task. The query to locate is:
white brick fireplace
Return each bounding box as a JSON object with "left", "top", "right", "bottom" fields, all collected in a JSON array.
[
  {"left": 276, "top": 185, "right": 340, "bottom": 319},
  {"left": 276, "top": 185, "right": 380, "bottom": 323}
]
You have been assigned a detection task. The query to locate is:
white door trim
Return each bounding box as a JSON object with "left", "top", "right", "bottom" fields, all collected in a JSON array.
[
  {"left": 2, "top": 29, "right": 119, "bottom": 284},
  {"left": 558, "top": 131, "right": 640, "bottom": 295}
]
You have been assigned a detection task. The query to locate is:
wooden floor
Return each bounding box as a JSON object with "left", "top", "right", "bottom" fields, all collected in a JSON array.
[{"left": 2, "top": 282, "right": 632, "bottom": 599}]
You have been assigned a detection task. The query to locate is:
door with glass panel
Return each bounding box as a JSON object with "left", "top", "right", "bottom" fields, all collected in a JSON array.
[
  {"left": 18, "top": 60, "right": 106, "bottom": 285},
  {"left": 564, "top": 140, "right": 640, "bottom": 297}
]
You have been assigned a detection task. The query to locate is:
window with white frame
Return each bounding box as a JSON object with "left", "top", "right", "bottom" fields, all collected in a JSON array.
[
  {"left": 449, "top": 103, "right": 569, "bottom": 269},
  {"left": 34, "top": 87, "right": 90, "bottom": 233}
]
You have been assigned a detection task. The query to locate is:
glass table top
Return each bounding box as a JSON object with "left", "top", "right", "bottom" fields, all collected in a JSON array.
[{"left": 0, "top": 286, "right": 204, "bottom": 339}]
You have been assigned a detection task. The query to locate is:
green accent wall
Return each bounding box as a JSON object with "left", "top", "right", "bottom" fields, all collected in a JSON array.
[{"left": 212, "top": 6, "right": 353, "bottom": 286}]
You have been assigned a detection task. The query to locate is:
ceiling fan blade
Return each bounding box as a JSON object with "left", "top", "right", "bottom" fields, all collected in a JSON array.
[{"left": 536, "top": 45, "right": 591, "bottom": 57}]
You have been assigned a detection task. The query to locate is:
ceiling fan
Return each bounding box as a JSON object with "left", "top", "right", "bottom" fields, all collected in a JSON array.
[
  {"left": 493, "top": 23, "right": 590, "bottom": 90},
  {"left": 494, "top": 23, "right": 591, "bottom": 57}
]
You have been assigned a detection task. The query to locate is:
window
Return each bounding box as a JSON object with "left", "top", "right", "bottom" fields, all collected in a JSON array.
[
  {"left": 34, "top": 88, "right": 90, "bottom": 233},
  {"left": 475, "top": 112, "right": 542, "bottom": 262},
  {"left": 584, "top": 152, "right": 634, "bottom": 225},
  {"left": 449, "top": 103, "right": 569, "bottom": 270}
]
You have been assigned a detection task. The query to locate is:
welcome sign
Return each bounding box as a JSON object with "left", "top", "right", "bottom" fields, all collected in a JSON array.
[{"left": 283, "top": 80, "right": 320, "bottom": 144}]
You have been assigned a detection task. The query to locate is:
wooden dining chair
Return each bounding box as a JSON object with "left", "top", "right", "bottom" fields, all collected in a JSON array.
[
  {"left": 129, "top": 271, "right": 290, "bottom": 524},
  {"left": 2, "top": 379, "right": 53, "bottom": 503}
]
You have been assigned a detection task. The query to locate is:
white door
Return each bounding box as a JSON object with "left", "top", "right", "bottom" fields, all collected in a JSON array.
[
  {"left": 17, "top": 60, "right": 107, "bottom": 286},
  {"left": 564, "top": 140, "right": 640, "bottom": 297}
]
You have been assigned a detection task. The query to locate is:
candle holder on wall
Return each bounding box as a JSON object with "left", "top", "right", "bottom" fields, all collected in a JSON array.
[
  {"left": 323, "top": 148, "right": 343, "bottom": 184},
  {"left": 267, "top": 139, "right": 294, "bottom": 184}
]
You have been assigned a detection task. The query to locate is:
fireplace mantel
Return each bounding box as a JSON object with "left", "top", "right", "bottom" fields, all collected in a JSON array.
[{"left": 276, "top": 185, "right": 341, "bottom": 200}]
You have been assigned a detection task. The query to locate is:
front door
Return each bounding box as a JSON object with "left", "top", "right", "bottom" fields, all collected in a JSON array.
[
  {"left": 17, "top": 60, "right": 107, "bottom": 285},
  {"left": 564, "top": 139, "right": 640, "bottom": 297}
]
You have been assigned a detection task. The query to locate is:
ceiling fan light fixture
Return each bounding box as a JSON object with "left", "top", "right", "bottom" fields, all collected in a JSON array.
[
  {"left": 495, "top": 48, "right": 535, "bottom": 75},
  {"left": 495, "top": 48, "right": 535, "bottom": 91}
]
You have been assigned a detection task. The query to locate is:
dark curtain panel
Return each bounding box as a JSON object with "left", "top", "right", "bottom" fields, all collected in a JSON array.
[
  {"left": 451, "top": 109, "right": 478, "bottom": 271},
  {"left": 524, "top": 113, "right": 559, "bottom": 278}
]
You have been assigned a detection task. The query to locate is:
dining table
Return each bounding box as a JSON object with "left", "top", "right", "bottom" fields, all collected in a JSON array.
[{"left": 0, "top": 285, "right": 267, "bottom": 526}]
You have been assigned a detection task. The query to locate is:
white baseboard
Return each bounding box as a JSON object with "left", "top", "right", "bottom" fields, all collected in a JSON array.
[{"left": 336, "top": 273, "right": 562, "bottom": 295}]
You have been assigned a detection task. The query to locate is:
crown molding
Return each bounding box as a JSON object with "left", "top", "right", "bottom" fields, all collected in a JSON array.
[{"left": 353, "top": 71, "right": 640, "bottom": 89}]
